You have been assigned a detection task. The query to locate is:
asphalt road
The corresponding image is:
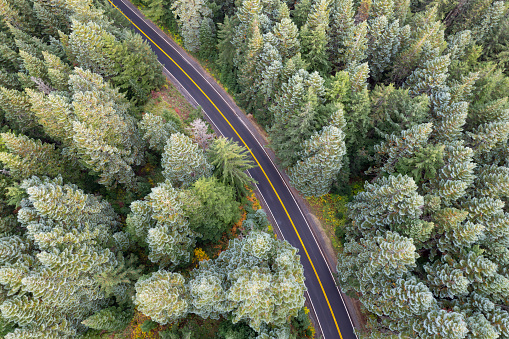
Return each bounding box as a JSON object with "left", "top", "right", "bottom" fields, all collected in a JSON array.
[{"left": 107, "top": 1, "right": 357, "bottom": 338}]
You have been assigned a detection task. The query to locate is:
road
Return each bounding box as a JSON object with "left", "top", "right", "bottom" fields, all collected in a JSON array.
[{"left": 107, "top": 1, "right": 357, "bottom": 338}]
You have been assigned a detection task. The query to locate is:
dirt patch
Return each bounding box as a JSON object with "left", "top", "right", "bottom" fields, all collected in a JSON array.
[{"left": 246, "top": 113, "right": 270, "bottom": 143}]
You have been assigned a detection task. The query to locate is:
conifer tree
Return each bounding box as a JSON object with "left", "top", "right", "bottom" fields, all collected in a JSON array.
[
  {"left": 328, "top": 0, "right": 355, "bottom": 68},
  {"left": 172, "top": 0, "right": 213, "bottom": 52},
  {"left": 162, "top": 132, "right": 212, "bottom": 187},
  {"left": 42, "top": 51, "right": 72, "bottom": 92},
  {"left": 188, "top": 231, "right": 306, "bottom": 333},
  {"left": 288, "top": 124, "right": 346, "bottom": 196},
  {"left": 269, "top": 69, "right": 325, "bottom": 168},
  {"left": 138, "top": 113, "right": 178, "bottom": 152},
  {"left": 134, "top": 270, "right": 189, "bottom": 325},
  {"left": 111, "top": 31, "right": 166, "bottom": 106},
  {"left": 272, "top": 16, "right": 300, "bottom": 61},
  {"left": 208, "top": 137, "right": 257, "bottom": 196},
  {"left": 0, "top": 132, "right": 65, "bottom": 180},
  {"left": 0, "top": 176, "right": 135, "bottom": 337},
  {"left": 127, "top": 180, "right": 195, "bottom": 267},
  {"left": 0, "top": 87, "right": 36, "bottom": 132},
  {"left": 189, "top": 177, "right": 241, "bottom": 242},
  {"left": 299, "top": 0, "right": 331, "bottom": 74},
  {"left": 69, "top": 68, "right": 144, "bottom": 189},
  {"left": 391, "top": 6, "right": 445, "bottom": 83},
  {"left": 367, "top": 16, "right": 401, "bottom": 80},
  {"left": 63, "top": 19, "right": 117, "bottom": 78},
  {"left": 199, "top": 17, "right": 217, "bottom": 61}
]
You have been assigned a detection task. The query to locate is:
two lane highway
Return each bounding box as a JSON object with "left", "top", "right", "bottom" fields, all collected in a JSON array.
[{"left": 107, "top": 1, "right": 357, "bottom": 337}]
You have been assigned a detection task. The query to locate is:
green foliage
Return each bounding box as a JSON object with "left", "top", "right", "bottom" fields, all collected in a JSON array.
[
  {"left": 82, "top": 307, "right": 132, "bottom": 332},
  {"left": 188, "top": 231, "right": 306, "bottom": 332},
  {"left": 394, "top": 144, "right": 445, "bottom": 184},
  {"left": 171, "top": 0, "right": 213, "bottom": 52},
  {"left": 138, "top": 113, "right": 178, "bottom": 152},
  {"left": 127, "top": 180, "right": 195, "bottom": 267},
  {"left": 189, "top": 177, "right": 241, "bottom": 242},
  {"left": 208, "top": 137, "right": 257, "bottom": 196},
  {"left": 140, "top": 319, "right": 159, "bottom": 333},
  {"left": 111, "top": 31, "right": 166, "bottom": 106},
  {"left": 134, "top": 270, "right": 189, "bottom": 325},
  {"left": 162, "top": 132, "right": 213, "bottom": 187}
]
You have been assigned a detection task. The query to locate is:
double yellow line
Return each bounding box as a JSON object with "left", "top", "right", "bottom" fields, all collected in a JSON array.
[{"left": 105, "top": 1, "right": 343, "bottom": 337}]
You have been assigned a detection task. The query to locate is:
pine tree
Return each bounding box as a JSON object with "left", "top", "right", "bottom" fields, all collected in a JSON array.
[
  {"left": 81, "top": 307, "right": 132, "bottom": 332},
  {"left": 405, "top": 54, "right": 450, "bottom": 96},
  {"left": 138, "top": 113, "right": 178, "bottom": 152},
  {"left": 328, "top": 0, "right": 355, "bottom": 69},
  {"left": 25, "top": 89, "right": 74, "bottom": 145},
  {"left": 292, "top": 0, "right": 312, "bottom": 28},
  {"left": 162, "top": 132, "right": 212, "bottom": 187},
  {"left": 288, "top": 124, "right": 346, "bottom": 196},
  {"left": 134, "top": 270, "right": 189, "bottom": 325},
  {"left": 0, "top": 132, "right": 65, "bottom": 180},
  {"left": 63, "top": 19, "right": 117, "bottom": 78},
  {"left": 391, "top": 6, "right": 446, "bottom": 83},
  {"left": 171, "top": 0, "right": 213, "bottom": 52},
  {"left": 207, "top": 137, "right": 257, "bottom": 196},
  {"left": 367, "top": 16, "right": 401, "bottom": 80},
  {"left": 269, "top": 69, "right": 325, "bottom": 168},
  {"left": 111, "top": 31, "right": 166, "bottom": 106},
  {"left": 189, "top": 176, "right": 241, "bottom": 242},
  {"left": 199, "top": 17, "right": 217, "bottom": 60},
  {"left": 188, "top": 231, "right": 306, "bottom": 333},
  {"left": 42, "top": 51, "right": 72, "bottom": 92},
  {"left": 0, "top": 176, "right": 134, "bottom": 337},
  {"left": 272, "top": 16, "right": 300, "bottom": 61},
  {"left": 300, "top": 0, "right": 331, "bottom": 74},
  {"left": 0, "top": 87, "right": 36, "bottom": 132},
  {"left": 236, "top": 21, "right": 263, "bottom": 113},
  {"left": 127, "top": 180, "right": 195, "bottom": 267}
]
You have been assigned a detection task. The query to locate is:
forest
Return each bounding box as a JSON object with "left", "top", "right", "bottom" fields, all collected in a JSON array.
[
  {"left": 134, "top": 0, "right": 509, "bottom": 337},
  {"left": 0, "top": 0, "right": 314, "bottom": 338},
  {"left": 1, "top": 0, "right": 509, "bottom": 338}
]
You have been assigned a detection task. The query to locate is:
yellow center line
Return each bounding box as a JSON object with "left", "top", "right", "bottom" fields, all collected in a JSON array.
[{"left": 106, "top": 1, "right": 343, "bottom": 337}]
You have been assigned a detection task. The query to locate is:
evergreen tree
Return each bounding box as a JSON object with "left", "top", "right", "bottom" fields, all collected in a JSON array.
[
  {"left": 188, "top": 176, "right": 241, "bottom": 242},
  {"left": 0, "top": 87, "right": 36, "bottom": 132},
  {"left": 63, "top": 19, "right": 117, "bottom": 78},
  {"left": 208, "top": 137, "right": 257, "bottom": 196},
  {"left": 81, "top": 307, "right": 132, "bottom": 332},
  {"left": 0, "top": 176, "right": 136, "bottom": 337},
  {"left": 272, "top": 16, "right": 300, "bottom": 61},
  {"left": 269, "top": 69, "right": 325, "bottom": 168},
  {"left": 0, "top": 132, "right": 66, "bottom": 180},
  {"left": 162, "top": 132, "right": 212, "bottom": 187},
  {"left": 188, "top": 231, "right": 306, "bottom": 333},
  {"left": 172, "top": 0, "right": 213, "bottom": 52},
  {"left": 134, "top": 270, "right": 189, "bottom": 324},
  {"left": 127, "top": 180, "right": 195, "bottom": 267},
  {"left": 299, "top": 0, "right": 331, "bottom": 74},
  {"left": 391, "top": 6, "right": 446, "bottom": 83},
  {"left": 328, "top": 0, "right": 355, "bottom": 69},
  {"left": 199, "top": 17, "right": 217, "bottom": 60},
  {"left": 69, "top": 68, "right": 144, "bottom": 189},
  {"left": 138, "top": 113, "right": 178, "bottom": 152},
  {"left": 367, "top": 15, "right": 401, "bottom": 80},
  {"left": 111, "top": 31, "right": 166, "bottom": 106},
  {"left": 288, "top": 123, "right": 346, "bottom": 197}
]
